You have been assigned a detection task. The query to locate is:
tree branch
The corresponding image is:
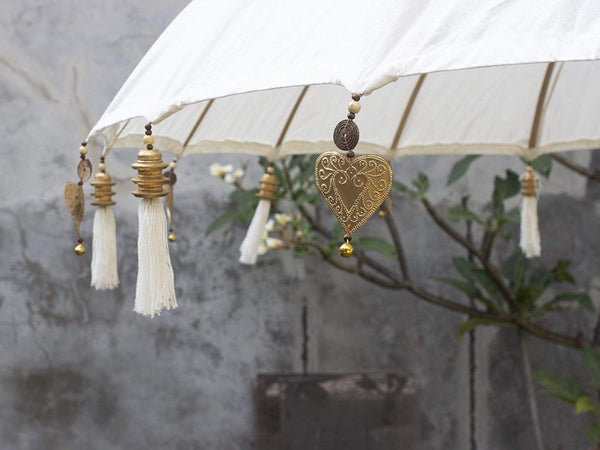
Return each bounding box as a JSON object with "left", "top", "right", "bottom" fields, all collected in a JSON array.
[
  {"left": 381, "top": 201, "right": 411, "bottom": 281},
  {"left": 552, "top": 153, "right": 600, "bottom": 183},
  {"left": 421, "top": 197, "right": 519, "bottom": 312}
]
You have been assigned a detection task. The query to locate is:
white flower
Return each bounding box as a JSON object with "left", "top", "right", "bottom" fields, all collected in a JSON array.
[
  {"left": 209, "top": 163, "right": 224, "bottom": 177},
  {"left": 265, "top": 219, "right": 275, "bottom": 232},
  {"left": 274, "top": 213, "right": 291, "bottom": 227},
  {"left": 224, "top": 173, "right": 236, "bottom": 184},
  {"left": 265, "top": 238, "right": 285, "bottom": 249},
  {"left": 234, "top": 169, "right": 245, "bottom": 179},
  {"left": 257, "top": 243, "right": 269, "bottom": 255},
  {"left": 221, "top": 164, "right": 233, "bottom": 174}
]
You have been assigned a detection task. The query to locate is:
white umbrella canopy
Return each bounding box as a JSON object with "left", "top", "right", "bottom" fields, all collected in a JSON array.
[
  {"left": 75, "top": 0, "right": 600, "bottom": 316},
  {"left": 87, "top": 0, "right": 600, "bottom": 160},
  {"left": 93, "top": 61, "right": 600, "bottom": 161}
]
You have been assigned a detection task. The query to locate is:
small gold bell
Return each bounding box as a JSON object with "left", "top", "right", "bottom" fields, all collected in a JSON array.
[
  {"left": 74, "top": 243, "right": 86, "bottom": 255},
  {"left": 378, "top": 210, "right": 387, "bottom": 217},
  {"left": 339, "top": 241, "right": 354, "bottom": 258},
  {"left": 168, "top": 233, "right": 177, "bottom": 242}
]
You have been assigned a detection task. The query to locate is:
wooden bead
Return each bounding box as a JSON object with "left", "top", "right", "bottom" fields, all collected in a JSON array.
[
  {"left": 348, "top": 101, "right": 361, "bottom": 114},
  {"left": 143, "top": 135, "right": 154, "bottom": 145},
  {"left": 79, "top": 145, "right": 88, "bottom": 155}
]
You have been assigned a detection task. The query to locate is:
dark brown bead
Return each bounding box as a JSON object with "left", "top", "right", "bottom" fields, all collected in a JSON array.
[
  {"left": 346, "top": 151, "right": 355, "bottom": 158},
  {"left": 347, "top": 112, "right": 355, "bottom": 120},
  {"left": 99, "top": 156, "right": 105, "bottom": 163},
  {"left": 145, "top": 130, "right": 152, "bottom": 135},
  {"left": 145, "top": 124, "right": 152, "bottom": 130},
  {"left": 343, "top": 234, "right": 352, "bottom": 242},
  {"left": 147, "top": 144, "right": 153, "bottom": 150},
  {"left": 78, "top": 181, "right": 83, "bottom": 186},
  {"left": 80, "top": 154, "right": 86, "bottom": 160},
  {"left": 78, "top": 238, "right": 83, "bottom": 243},
  {"left": 352, "top": 93, "right": 361, "bottom": 101}
]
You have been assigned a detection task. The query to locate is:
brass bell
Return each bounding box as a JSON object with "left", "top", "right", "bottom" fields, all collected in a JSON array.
[
  {"left": 338, "top": 241, "right": 354, "bottom": 258},
  {"left": 74, "top": 243, "right": 86, "bottom": 255}
]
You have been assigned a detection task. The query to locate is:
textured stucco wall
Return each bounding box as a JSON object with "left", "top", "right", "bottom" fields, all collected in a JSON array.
[{"left": 1, "top": 1, "right": 600, "bottom": 449}]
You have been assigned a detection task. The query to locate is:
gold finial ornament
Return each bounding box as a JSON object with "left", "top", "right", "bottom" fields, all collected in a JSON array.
[
  {"left": 521, "top": 165, "right": 538, "bottom": 197},
  {"left": 168, "top": 233, "right": 177, "bottom": 242},
  {"left": 91, "top": 171, "right": 116, "bottom": 206},
  {"left": 131, "top": 148, "right": 169, "bottom": 198},
  {"left": 257, "top": 166, "right": 278, "bottom": 201},
  {"left": 339, "top": 240, "right": 354, "bottom": 258},
  {"left": 74, "top": 243, "right": 86, "bottom": 255}
]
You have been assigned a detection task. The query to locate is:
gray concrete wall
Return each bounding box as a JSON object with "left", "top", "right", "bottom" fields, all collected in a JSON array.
[{"left": 1, "top": 1, "right": 599, "bottom": 449}]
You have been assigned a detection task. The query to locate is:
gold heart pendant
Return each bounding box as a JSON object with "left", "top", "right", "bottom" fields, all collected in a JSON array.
[{"left": 315, "top": 152, "right": 393, "bottom": 235}]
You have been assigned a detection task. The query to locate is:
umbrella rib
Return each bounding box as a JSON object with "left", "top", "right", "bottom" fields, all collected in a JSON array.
[
  {"left": 180, "top": 99, "right": 215, "bottom": 157},
  {"left": 390, "top": 73, "right": 427, "bottom": 156},
  {"left": 528, "top": 62, "right": 555, "bottom": 151},
  {"left": 274, "top": 85, "right": 310, "bottom": 155}
]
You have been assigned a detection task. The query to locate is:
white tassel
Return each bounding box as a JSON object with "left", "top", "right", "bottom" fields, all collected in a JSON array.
[
  {"left": 239, "top": 199, "right": 272, "bottom": 265},
  {"left": 519, "top": 167, "right": 541, "bottom": 258},
  {"left": 134, "top": 197, "right": 177, "bottom": 317},
  {"left": 91, "top": 206, "right": 119, "bottom": 290},
  {"left": 520, "top": 196, "right": 541, "bottom": 258}
]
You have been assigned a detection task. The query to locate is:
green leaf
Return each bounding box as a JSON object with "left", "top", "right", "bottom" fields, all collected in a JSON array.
[
  {"left": 205, "top": 210, "right": 240, "bottom": 236},
  {"left": 545, "top": 292, "right": 594, "bottom": 312},
  {"left": 393, "top": 181, "right": 418, "bottom": 199},
  {"left": 503, "top": 208, "right": 521, "bottom": 224},
  {"left": 502, "top": 250, "right": 527, "bottom": 291},
  {"left": 575, "top": 396, "right": 596, "bottom": 415},
  {"left": 553, "top": 260, "right": 575, "bottom": 284},
  {"left": 583, "top": 348, "right": 600, "bottom": 390},
  {"left": 447, "top": 155, "right": 480, "bottom": 185},
  {"left": 448, "top": 204, "right": 485, "bottom": 225},
  {"left": 452, "top": 257, "right": 505, "bottom": 309},
  {"left": 515, "top": 285, "right": 543, "bottom": 310},
  {"left": 353, "top": 236, "right": 396, "bottom": 260},
  {"left": 533, "top": 370, "right": 588, "bottom": 405},
  {"left": 528, "top": 266, "right": 553, "bottom": 292},
  {"left": 438, "top": 278, "right": 497, "bottom": 311},
  {"left": 411, "top": 172, "right": 429, "bottom": 195},
  {"left": 529, "top": 154, "right": 553, "bottom": 178},
  {"left": 587, "top": 422, "right": 600, "bottom": 444},
  {"left": 492, "top": 170, "right": 520, "bottom": 218}
]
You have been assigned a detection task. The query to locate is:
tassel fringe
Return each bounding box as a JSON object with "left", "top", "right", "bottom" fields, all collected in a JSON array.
[
  {"left": 520, "top": 195, "right": 541, "bottom": 258},
  {"left": 239, "top": 199, "right": 271, "bottom": 265},
  {"left": 135, "top": 197, "right": 177, "bottom": 317},
  {"left": 91, "top": 206, "right": 119, "bottom": 289}
]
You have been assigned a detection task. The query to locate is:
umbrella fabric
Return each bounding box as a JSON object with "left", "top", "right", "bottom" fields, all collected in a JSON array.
[
  {"left": 94, "top": 62, "right": 600, "bottom": 161},
  {"left": 88, "top": 0, "right": 600, "bottom": 161}
]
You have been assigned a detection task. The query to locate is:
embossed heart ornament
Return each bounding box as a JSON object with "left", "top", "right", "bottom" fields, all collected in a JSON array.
[{"left": 315, "top": 152, "right": 393, "bottom": 235}]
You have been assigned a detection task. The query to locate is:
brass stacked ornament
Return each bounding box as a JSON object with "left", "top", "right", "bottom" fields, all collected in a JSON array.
[
  {"left": 131, "top": 124, "right": 177, "bottom": 317},
  {"left": 90, "top": 156, "right": 119, "bottom": 290},
  {"left": 315, "top": 94, "right": 394, "bottom": 257}
]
